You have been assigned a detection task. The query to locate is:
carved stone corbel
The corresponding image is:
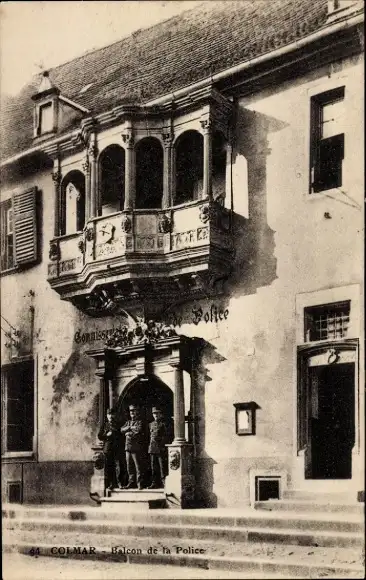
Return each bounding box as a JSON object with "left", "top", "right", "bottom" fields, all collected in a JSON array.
[
  {"left": 158, "top": 214, "right": 172, "bottom": 233},
  {"left": 49, "top": 241, "right": 60, "bottom": 261},
  {"left": 121, "top": 214, "right": 132, "bottom": 233}
]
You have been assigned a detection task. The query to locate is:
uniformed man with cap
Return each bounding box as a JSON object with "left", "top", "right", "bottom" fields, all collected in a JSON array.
[
  {"left": 120, "top": 404, "right": 145, "bottom": 489},
  {"left": 98, "top": 407, "right": 123, "bottom": 490},
  {"left": 148, "top": 406, "right": 168, "bottom": 489}
]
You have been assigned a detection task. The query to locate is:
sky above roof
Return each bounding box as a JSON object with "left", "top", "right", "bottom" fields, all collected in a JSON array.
[{"left": 0, "top": 0, "right": 201, "bottom": 95}]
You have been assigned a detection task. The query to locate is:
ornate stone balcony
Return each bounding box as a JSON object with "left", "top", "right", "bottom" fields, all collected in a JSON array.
[{"left": 47, "top": 200, "right": 234, "bottom": 315}]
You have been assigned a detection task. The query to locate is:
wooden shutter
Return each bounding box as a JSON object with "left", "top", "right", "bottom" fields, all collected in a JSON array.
[
  {"left": 12, "top": 187, "right": 37, "bottom": 266},
  {"left": 0, "top": 203, "right": 7, "bottom": 270}
]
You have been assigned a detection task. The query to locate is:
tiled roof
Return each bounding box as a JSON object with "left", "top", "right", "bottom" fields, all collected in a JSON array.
[{"left": 0, "top": 0, "right": 339, "bottom": 160}]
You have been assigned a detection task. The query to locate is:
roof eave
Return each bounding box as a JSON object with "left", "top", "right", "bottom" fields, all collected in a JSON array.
[{"left": 1, "top": 8, "right": 363, "bottom": 169}]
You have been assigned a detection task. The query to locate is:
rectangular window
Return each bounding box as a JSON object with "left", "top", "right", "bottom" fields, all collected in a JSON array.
[
  {"left": 1, "top": 359, "right": 34, "bottom": 455},
  {"left": 1, "top": 188, "right": 38, "bottom": 273},
  {"left": 304, "top": 301, "right": 350, "bottom": 342},
  {"left": 310, "top": 87, "right": 345, "bottom": 193},
  {"left": 39, "top": 102, "right": 53, "bottom": 134}
]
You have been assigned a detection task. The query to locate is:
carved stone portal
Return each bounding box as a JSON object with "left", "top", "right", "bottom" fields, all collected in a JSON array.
[{"left": 87, "top": 329, "right": 196, "bottom": 508}]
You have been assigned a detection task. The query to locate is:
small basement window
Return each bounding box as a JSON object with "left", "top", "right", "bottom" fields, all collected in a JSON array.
[
  {"left": 304, "top": 301, "right": 350, "bottom": 342},
  {"left": 255, "top": 476, "right": 280, "bottom": 501},
  {"left": 7, "top": 481, "right": 22, "bottom": 503}
]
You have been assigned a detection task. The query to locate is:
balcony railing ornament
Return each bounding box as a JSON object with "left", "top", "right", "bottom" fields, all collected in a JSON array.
[
  {"left": 121, "top": 214, "right": 132, "bottom": 233},
  {"left": 88, "top": 144, "right": 98, "bottom": 160},
  {"left": 51, "top": 170, "right": 62, "bottom": 185},
  {"left": 105, "top": 320, "right": 177, "bottom": 349},
  {"left": 78, "top": 240, "right": 85, "bottom": 254},
  {"left": 122, "top": 132, "right": 134, "bottom": 148},
  {"left": 49, "top": 241, "right": 60, "bottom": 261},
  {"left": 158, "top": 214, "right": 172, "bottom": 233},
  {"left": 199, "top": 203, "right": 215, "bottom": 224},
  {"left": 82, "top": 158, "right": 90, "bottom": 173},
  {"left": 85, "top": 226, "right": 94, "bottom": 242}
]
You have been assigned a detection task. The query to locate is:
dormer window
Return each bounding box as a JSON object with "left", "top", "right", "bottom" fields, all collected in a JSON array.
[{"left": 31, "top": 71, "right": 60, "bottom": 138}]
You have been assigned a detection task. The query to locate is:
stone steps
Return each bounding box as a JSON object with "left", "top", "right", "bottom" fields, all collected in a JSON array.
[
  {"left": 5, "top": 512, "right": 363, "bottom": 546},
  {"left": 5, "top": 516, "right": 364, "bottom": 548},
  {"left": 254, "top": 500, "right": 364, "bottom": 515},
  {"left": 3, "top": 535, "right": 364, "bottom": 579},
  {"left": 3, "top": 503, "right": 364, "bottom": 578},
  {"left": 283, "top": 490, "right": 360, "bottom": 502},
  {"left": 101, "top": 489, "right": 167, "bottom": 510},
  {"left": 3, "top": 505, "right": 364, "bottom": 534}
]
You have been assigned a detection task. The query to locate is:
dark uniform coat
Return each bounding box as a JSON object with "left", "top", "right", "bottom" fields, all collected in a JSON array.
[
  {"left": 148, "top": 420, "right": 167, "bottom": 454},
  {"left": 98, "top": 418, "right": 123, "bottom": 455},
  {"left": 121, "top": 420, "right": 145, "bottom": 453}
]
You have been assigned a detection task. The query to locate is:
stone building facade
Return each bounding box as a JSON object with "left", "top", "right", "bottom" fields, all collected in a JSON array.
[{"left": 1, "top": 0, "right": 364, "bottom": 508}]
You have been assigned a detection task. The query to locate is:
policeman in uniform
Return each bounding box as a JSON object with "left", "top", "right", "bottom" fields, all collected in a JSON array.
[
  {"left": 98, "top": 408, "right": 123, "bottom": 490},
  {"left": 120, "top": 404, "right": 145, "bottom": 489},
  {"left": 148, "top": 406, "right": 167, "bottom": 489}
]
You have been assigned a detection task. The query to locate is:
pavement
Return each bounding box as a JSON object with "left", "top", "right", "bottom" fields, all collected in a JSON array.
[{"left": 2, "top": 553, "right": 291, "bottom": 580}]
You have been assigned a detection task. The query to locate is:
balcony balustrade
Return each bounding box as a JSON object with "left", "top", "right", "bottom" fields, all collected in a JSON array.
[{"left": 47, "top": 199, "right": 233, "bottom": 313}]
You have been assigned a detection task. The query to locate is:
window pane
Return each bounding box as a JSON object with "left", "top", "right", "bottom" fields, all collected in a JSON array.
[
  {"left": 40, "top": 103, "right": 53, "bottom": 133},
  {"left": 7, "top": 398, "right": 24, "bottom": 424},
  {"left": 7, "top": 208, "right": 13, "bottom": 234},
  {"left": 304, "top": 301, "right": 350, "bottom": 341},
  {"left": 7, "top": 425, "right": 32, "bottom": 452},
  {"left": 3, "top": 360, "right": 34, "bottom": 453},
  {"left": 321, "top": 100, "right": 344, "bottom": 138}
]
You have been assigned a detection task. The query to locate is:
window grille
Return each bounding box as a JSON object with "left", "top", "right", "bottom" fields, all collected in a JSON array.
[{"left": 304, "top": 301, "right": 350, "bottom": 342}]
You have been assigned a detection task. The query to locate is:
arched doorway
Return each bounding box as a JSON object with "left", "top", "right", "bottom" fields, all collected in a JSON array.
[{"left": 115, "top": 374, "right": 174, "bottom": 487}]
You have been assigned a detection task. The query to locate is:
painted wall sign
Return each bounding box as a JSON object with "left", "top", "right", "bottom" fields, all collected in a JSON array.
[
  {"left": 74, "top": 327, "right": 120, "bottom": 344},
  {"left": 169, "top": 303, "right": 229, "bottom": 327}
]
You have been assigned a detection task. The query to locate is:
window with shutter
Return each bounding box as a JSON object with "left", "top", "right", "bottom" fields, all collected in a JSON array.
[
  {"left": 310, "top": 87, "right": 345, "bottom": 193},
  {"left": 1, "top": 188, "right": 39, "bottom": 273},
  {"left": 12, "top": 187, "right": 38, "bottom": 267}
]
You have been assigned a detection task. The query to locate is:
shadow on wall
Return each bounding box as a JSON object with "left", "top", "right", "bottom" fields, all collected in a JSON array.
[
  {"left": 228, "top": 106, "right": 287, "bottom": 297},
  {"left": 183, "top": 338, "right": 227, "bottom": 508}
]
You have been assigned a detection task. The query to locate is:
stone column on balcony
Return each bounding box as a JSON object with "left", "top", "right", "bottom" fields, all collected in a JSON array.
[
  {"left": 122, "top": 131, "right": 135, "bottom": 210},
  {"left": 51, "top": 159, "right": 62, "bottom": 237},
  {"left": 200, "top": 119, "right": 213, "bottom": 201},
  {"left": 162, "top": 133, "right": 173, "bottom": 208},
  {"left": 88, "top": 134, "right": 99, "bottom": 218},
  {"left": 82, "top": 154, "right": 91, "bottom": 221}
]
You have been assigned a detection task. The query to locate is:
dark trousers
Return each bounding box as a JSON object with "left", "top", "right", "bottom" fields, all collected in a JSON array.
[
  {"left": 126, "top": 451, "right": 143, "bottom": 485},
  {"left": 105, "top": 452, "right": 122, "bottom": 488},
  {"left": 150, "top": 453, "right": 165, "bottom": 484}
]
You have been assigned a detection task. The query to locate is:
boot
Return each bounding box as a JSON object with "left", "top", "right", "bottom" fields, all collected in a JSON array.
[
  {"left": 123, "top": 481, "right": 137, "bottom": 489},
  {"left": 147, "top": 482, "right": 158, "bottom": 489}
]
